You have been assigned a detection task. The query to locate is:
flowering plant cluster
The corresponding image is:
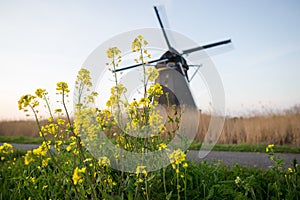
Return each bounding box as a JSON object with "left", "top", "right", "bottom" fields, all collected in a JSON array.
[{"left": 11, "top": 35, "right": 189, "bottom": 199}]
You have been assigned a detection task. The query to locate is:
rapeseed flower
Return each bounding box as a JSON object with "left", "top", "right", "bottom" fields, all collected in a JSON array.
[
  {"left": 56, "top": 82, "right": 70, "bottom": 93},
  {"left": 168, "top": 149, "right": 186, "bottom": 167},
  {"left": 146, "top": 67, "right": 159, "bottom": 81},
  {"left": 35, "top": 88, "right": 47, "bottom": 98},
  {"left": 235, "top": 176, "right": 241, "bottom": 184},
  {"left": 18, "top": 94, "right": 39, "bottom": 110},
  {"left": 158, "top": 143, "right": 167, "bottom": 150},
  {"left": 136, "top": 165, "right": 147, "bottom": 177},
  {"left": 42, "top": 157, "right": 51, "bottom": 167},
  {"left": 106, "top": 47, "right": 121, "bottom": 59},
  {"left": 66, "top": 141, "right": 76, "bottom": 152},
  {"left": 0, "top": 143, "right": 14, "bottom": 154},
  {"left": 266, "top": 144, "right": 274, "bottom": 153},
  {"left": 147, "top": 83, "right": 163, "bottom": 98},
  {"left": 75, "top": 68, "right": 92, "bottom": 88},
  {"left": 98, "top": 156, "right": 110, "bottom": 167},
  {"left": 32, "top": 141, "right": 51, "bottom": 156},
  {"left": 72, "top": 167, "right": 86, "bottom": 185},
  {"left": 183, "top": 162, "right": 188, "bottom": 168},
  {"left": 132, "top": 35, "right": 149, "bottom": 52},
  {"left": 24, "top": 151, "right": 35, "bottom": 165}
]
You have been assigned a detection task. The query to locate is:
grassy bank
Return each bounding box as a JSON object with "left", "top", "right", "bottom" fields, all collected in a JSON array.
[
  {"left": 1, "top": 135, "right": 300, "bottom": 153},
  {"left": 0, "top": 135, "right": 44, "bottom": 144},
  {"left": 190, "top": 142, "right": 300, "bottom": 153},
  {"left": 1, "top": 143, "right": 299, "bottom": 199}
]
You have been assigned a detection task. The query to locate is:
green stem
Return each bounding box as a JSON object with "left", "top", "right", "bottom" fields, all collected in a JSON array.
[
  {"left": 43, "top": 94, "right": 54, "bottom": 120},
  {"left": 163, "top": 168, "right": 167, "bottom": 196},
  {"left": 177, "top": 165, "right": 180, "bottom": 200},
  {"left": 145, "top": 179, "right": 149, "bottom": 200},
  {"left": 71, "top": 92, "right": 98, "bottom": 199},
  {"left": 29, "top": 104, "right": 81, "bottom": 198},
  {"left": 62, "top": 90, "right": 71, "bottom": 126},
  {"left": 184, "top": 168, "right": 187, "bottom": 200}
]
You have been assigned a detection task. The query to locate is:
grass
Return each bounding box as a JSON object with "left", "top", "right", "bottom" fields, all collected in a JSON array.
[
  {"left": 1, "top": 147, "right": 299, "bottom": 199},
  {"left": 0, "top": 135, "right": 44, "bottom": 144},
  {"left": 189, "top": 142, "right": 300, "bottom": 153},
  {"left": 1, "top": 135, "right": 300, "bottom": 153}
]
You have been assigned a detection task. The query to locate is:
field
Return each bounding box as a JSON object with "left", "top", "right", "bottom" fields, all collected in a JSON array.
[
  {"left": 1, "top": 141, "right": 300, "bottom": 199},
  {"left": 1, "top": 107, "right": 300, "bottom": 199}
]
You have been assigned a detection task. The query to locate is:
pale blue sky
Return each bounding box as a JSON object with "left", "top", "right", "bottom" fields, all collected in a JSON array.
[{"left": 0, "top": 0, "right": 299, "bottom": 119}]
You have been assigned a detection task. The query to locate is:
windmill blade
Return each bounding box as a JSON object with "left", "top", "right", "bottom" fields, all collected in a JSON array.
[
  {"left": 154, "top": 6, "right": 179, "bottom": 54},
  {"left": 181, "top": 39, "right": 231, "bottom": 55},
  {"left": 113, "top": 58, "right": 169, "bottom": 73}
]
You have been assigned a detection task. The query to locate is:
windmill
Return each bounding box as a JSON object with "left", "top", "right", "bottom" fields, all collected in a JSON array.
[{"left": 114, "top": 6, "right": 231, "bottom": 109}]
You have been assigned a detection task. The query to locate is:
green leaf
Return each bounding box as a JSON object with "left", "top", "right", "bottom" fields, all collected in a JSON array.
[{"left": 166, "top": 191, "right": 173, "bottom": 200}]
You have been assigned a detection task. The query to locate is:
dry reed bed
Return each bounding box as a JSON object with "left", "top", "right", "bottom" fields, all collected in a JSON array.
[{"left": 1, "top": 107, "right": 299, "bottom": 145}]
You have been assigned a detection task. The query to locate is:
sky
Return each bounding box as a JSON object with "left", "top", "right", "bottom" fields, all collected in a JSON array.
[{"left": 0, "top": 0, "right": 300, "bottom": 119}]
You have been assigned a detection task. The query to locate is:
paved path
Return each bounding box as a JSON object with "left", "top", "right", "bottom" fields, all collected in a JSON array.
[
  {"left": 3, "top": 143, "right": 300, "bottom": 169},
  {"left": 187, "top": 150, "right": 300, "bottom": 169}
]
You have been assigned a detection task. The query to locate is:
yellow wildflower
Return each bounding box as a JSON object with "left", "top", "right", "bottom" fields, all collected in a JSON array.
[
  {"left": 266, "top": 144, "right": 274, "bottom": 153},
  {"left": 18, "top": 94, "right": 39, "bottom": 110},
  {"left": 139, "top": 98, "right": 150, "bottom": 107},
  {"left": 54, "top": 108, "right": 62, "bottom": 113},
  {"left": 73, "top": 149, "right": 79, "bottom": 155},
  {"left": 146, "top": 67, "right": 159, "bottom": 81},
  {"left": 98, "top": 156, "right": 110, "bottom": 167},
  {"left": 132, "top": 35, "right": 149, "bottom": 53},
  {"left": 32, "top": 141, "right": 50, "bottom": 156},
  {"left": 57, "top": 118, "right": 65, "bottom": 125},
  {"left": 3, "top": 143, "right": 13, "bottom": 149},
  {"left": 46, "top": 123, "right": 58, "bottom": 135},
  {"left": 66, "top": 141, "right": 76, "bottom": 152},
  {"left": 183, "top": 162, "right": 188, "bottom": 168},
  {"left": 42, "top": 157, "right": 51, "bottom": 167},
  {"left": 106, "top": 47, "right": 121, "bottom": 59},
  {"left": 168, "top": 149, "right": 186, "bottom": 165},
  {"left": 56, "top": 82, "right": 70, "bottom": 93},
  {"left": 24, "top": 151, "right": 35, "bottom": 165},
  {"left": 35, "top": 88, "right": 47, "bottom": 98},
  {"left": 30, "top": 177, "right": 35, "bottom": 183},
  {"left": 136, "top": 165, "right": 147, "bottom": 176},
  {"left": 137, "top": 35, "right": 143, "bottom": 40},
  {"left": 147, "top": 83, "right": 163, "bottom": 97},
  {"left": 78, "top": 167, "right": 86, "bottom": 173},
  {"left": 72, "top": 167, "right": 86, "bottom": 185},
  {"left": 0, "top": 143, "right": 14, "bottom": 154},
  {"left": 76, "top": 68, "right": 92, "bottom": 87},
  {"left": 158, "top": 143, "right": 167, "bottom": 150},
  {"left": 235, "top": 176, "right": 241, "bottom": 184}
]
